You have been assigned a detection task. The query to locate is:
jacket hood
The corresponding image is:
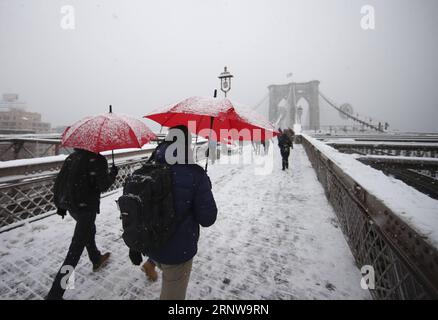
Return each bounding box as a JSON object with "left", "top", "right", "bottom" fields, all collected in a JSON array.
[{"left": 155, "top": 141, "right": 195, "bottom": 165}]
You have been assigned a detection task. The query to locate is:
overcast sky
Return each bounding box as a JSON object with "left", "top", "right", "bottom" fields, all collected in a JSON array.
[{"left": 1, "top": 0, "right": 437, "bottom": 132}]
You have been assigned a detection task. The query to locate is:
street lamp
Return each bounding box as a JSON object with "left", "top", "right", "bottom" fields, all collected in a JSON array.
[{"left": 218, "top": 66, "right": 234, "bottom": 98}]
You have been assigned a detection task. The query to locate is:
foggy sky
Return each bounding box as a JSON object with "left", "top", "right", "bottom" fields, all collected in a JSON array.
[{"left": 1, "top": 0, "right": 438, "bottom": 132}]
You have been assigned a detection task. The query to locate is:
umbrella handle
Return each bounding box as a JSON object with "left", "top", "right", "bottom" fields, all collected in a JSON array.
[
  {"left": 205, "top": 90, "right": 218, "bottom": 172},
  {"left": 194, "top": 133, "right": 199, "bottom": 162},
  {"left": 204, "top": 116, "right": 215, "bottom": 172},
  {"left": 109, "top": 105, "right": 115, "bottom": 167}
]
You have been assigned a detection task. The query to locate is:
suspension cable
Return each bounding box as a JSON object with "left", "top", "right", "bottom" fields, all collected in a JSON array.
[
  {"left": 253, "top": 94, "right": 269, "bottom": 110},
  {"left": 319, "top": 91, "right": 384, "bottom": 132}
]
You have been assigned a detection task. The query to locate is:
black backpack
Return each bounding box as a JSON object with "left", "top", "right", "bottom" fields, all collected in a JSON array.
[
  {"left": 53, "top": 152, "right": 85, "bottom": 215},
  {"left": 117, "top": 162, "right": 179, "bottom": 254}
]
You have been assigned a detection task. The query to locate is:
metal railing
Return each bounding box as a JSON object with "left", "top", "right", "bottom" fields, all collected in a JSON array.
[
  {"left": 0, "top": 156, "right": 147, "bottom": 229},
  {"left": 0, "top": 142, "right": 208, "bottom": 230},
  {"left": 301, "top": 135, "right": 438, "bottom": 299},
  {"left": 313, "top": 134, "right": 438, "bottom": 143},
  {"left": 327, "top": 142, "right": 438, "bottom": 159}
]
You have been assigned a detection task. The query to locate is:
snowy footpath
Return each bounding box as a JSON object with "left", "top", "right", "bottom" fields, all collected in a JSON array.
[{"left": 0, "top": 144, "right": 370, "bottom": 300}]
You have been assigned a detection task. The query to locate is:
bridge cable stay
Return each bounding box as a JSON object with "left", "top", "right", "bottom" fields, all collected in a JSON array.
[
  {"left": 250, "top": 92, "right": 285, "bottom": 128},
  {"left": 318, "top": 91, "right": 384, "bottom": 132},
  {"left": 250, "top": 90, "right": 297, "bottom": 129},
  {"left": 252, "top": 93, "right": 269, "bottom": 111}
]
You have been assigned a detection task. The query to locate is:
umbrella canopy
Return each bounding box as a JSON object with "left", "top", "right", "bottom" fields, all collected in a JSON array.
[
  {"left": 145, "top": 96, "right": 279, "bottom": 143},
  {"left": 62, "top": 113, "right": 157, "bottom": 154}
]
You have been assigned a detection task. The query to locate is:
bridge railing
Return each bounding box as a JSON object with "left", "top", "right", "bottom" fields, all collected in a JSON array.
[
  {"left": 301, "top": 134, "right": 438, "bottom": 300},
  {"left": 0, "top": 142, "right": 208, "bottom": 231},
  {"left": 0, "top": 153, "right": 153, "bottom": 231},
  {"left": 326, "top": 142, "right": 438, "bottom": 159}
]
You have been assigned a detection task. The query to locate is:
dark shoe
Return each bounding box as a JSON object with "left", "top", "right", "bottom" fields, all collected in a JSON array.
[
  {"left": 45, "top": 294, "right": 64, "bottom": 300},
  {"left": 93, "top": 252, "right": 111, "bottom": 272}
]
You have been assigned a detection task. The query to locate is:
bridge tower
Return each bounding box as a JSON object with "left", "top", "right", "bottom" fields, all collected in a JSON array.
[{"left": 268, "top": 80, "right": 320, "bottom": 130}]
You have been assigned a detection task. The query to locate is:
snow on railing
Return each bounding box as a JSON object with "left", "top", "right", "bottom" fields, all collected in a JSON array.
[
  {"left": 0, "top": 141, "right": 209, "bottom": 232},
  {"left": 0, "top": 155, "right": 149, "bottom": 232},
  {"left": 301, "top": 133, "right": 438, "bottom": 299},
  {"left": 326, "top": 141, "right": 438, "bottom": 159}
]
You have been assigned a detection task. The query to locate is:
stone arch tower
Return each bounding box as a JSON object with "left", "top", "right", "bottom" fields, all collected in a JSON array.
[{"left": 268, "top": 80, "right": 320, "bottom": 130}]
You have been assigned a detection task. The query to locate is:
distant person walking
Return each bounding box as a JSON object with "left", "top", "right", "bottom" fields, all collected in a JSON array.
[
  {"left": 238, "top": 137, "right": 244, "bottom": 154},
  {"left": 208, "top": 139, "right": 218, "bottom": 164},
  {"left": 252, "top": 141, "right": 261, "bottom": 155},
  {"left": 262, "top": 139, "right": 271, "bottom": 155},
  {"left": 285, "top": 128, "right": 295, "bottom": 145},
  {"left": 46, "top": 148, "right": 118, "bottom": 300},
  {"left": 277, "top": 129, "right": 293, "bottom": 171}
]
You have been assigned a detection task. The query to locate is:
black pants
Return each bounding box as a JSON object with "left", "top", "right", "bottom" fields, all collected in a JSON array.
[
  {"left": 282, "top": 156, "right": 289, "bottom": 170},
  {"left": 47, "top": 211, "right": 101, "bottom": 299},
  {"left": 281, "top": 150, "right": 290, "bottom": 170}
]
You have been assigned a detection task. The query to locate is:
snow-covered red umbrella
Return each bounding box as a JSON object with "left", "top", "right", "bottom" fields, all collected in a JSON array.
[
  {"left": 145, "top": 96, "right": 278, "bottom": 142},
  {"left": 62, "top": 106, "right": 156, "bottom": 166},
  {"left": 144, "top": 96, "right": 279, "bottom": 171}
]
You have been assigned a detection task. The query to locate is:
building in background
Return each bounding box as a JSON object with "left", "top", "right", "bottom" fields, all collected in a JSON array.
[
  {"left": 0, "top": 94, "right": 55, "bottom": 160},
  {"left": 51, "top": 125, "right": 68, "bottom": 134},
  {"left": 0, "top": 93, "right": 51, "bottom": 134}
]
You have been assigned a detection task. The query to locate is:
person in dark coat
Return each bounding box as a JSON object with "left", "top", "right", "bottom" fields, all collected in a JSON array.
[
  {"left": 129, "top": 125, "right": 217, "bottom": 300},
  {"left": 285, "top": 128, "right": 295, "bottom": 145},
  {"left": 277, "top": 129, "right": 293, "bottom": 171},
  {"left": 46, "top": 148, "right": 118, "bottom": 300},
  {"left": 262, "top": 139, "right": 271, "bottom": 155}
]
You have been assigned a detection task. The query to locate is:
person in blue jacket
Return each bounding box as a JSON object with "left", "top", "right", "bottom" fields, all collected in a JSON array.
[{"left": 130, "top": 125, "right": 217, "bottom": 300}]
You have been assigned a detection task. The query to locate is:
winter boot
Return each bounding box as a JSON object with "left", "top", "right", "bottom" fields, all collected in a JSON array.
[
  {"left": 93, "top": 252, "right": 111, "bottom": 272},
  {"left": 142, "top": 260, "right": 158, "bottom": 282},
  {"left": 45, "top": 293, "right": 64, "bottom": 300}
]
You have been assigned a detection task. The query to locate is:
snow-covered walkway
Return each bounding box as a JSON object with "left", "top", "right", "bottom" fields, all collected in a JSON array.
[{"left": 0, "top": 144, "right": 370, "bottom": 300}]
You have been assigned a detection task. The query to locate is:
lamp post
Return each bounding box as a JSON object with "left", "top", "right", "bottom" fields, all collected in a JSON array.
[{"left": 218, "top": 66, "right": 234, "bottom": 98}]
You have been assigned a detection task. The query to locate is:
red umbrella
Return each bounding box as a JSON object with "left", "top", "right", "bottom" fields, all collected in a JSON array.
[
  {"left": 145, "top": 96, "right": 278, "bottom": 171},
  {"left": 62, "top": 110, "right": 156, "bottom": 165},
  {"left": 145, "top": 96, "right": 278, "bottom": 143}
]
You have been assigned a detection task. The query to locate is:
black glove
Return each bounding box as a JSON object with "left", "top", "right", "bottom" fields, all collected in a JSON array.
[
  {"left": 110, "top": 165, "right": 119, "bottom": 176},
  {"left": 56, "top": 208, "right": 67, "bottom": 219},
  {"left": 129, "top": 249, "right": 143, "bottom": 266}
]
